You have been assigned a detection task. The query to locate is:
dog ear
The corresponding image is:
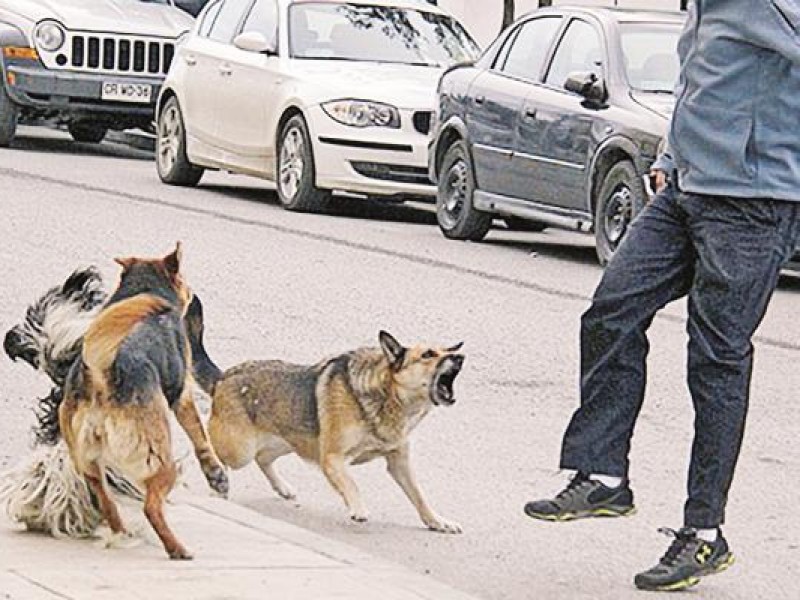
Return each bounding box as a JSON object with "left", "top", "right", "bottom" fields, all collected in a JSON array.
[
  {"left": 114, "top": 257, "right": 136, "bottom": 271},
  {"left": 446, "top": 342, "right": 464, "bottom": 352},
  {"left": 164, "top": 242, "right": 183, "bottom": 276},
  {"left": 379, "top": 330, "right": 406, "bottom": 370}
]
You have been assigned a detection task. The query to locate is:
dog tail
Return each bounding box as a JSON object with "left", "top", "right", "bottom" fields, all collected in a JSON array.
[{"left": 185, "top": 295, "right": 223, "bottom": 395}]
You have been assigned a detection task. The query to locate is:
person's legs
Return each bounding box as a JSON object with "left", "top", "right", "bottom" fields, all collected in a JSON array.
[
  {"left": 559, "top": 190, "right": 694, "bottom": 478},
  {"left": 683, "top": 196, "right": 800, "bottom": 528}
]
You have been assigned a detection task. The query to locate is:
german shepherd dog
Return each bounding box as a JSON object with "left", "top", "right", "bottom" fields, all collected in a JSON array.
[
  {"left": 191, "top": 322, "right": 465, "bottom": 534},
  {"left": 58, "top": 244, "right": 224, "bottom": 558}
]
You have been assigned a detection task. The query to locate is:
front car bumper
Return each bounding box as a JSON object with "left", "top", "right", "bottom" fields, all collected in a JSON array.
[
  {"left": 2, "top": 58, "right": 161, "bottom": 127},
  {"left": 306, "top": 105, "right": 435, "bottom": 199}
]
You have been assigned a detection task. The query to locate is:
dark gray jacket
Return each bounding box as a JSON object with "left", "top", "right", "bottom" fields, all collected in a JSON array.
[{"left": 654, "top": 0, "right": 800, "bottom": 201}]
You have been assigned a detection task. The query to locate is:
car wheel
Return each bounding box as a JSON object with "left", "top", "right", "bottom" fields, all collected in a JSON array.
[
  {"left": 156, "top": 97, "right": 204, "bottom": 187},
  {"left": 0, "top": 78, "right": 19, "bottom": 148},
  {"left": 436, "top": 140, "right": 492, "bottom": 241},
  {"left": 68, "top": 122, "right": 108, "bottom": 144},
  {"left": 503, "top": 217, "right": 547, "bottom": 233},
  {"left": 594, "top": 160, "right": 646, "bottom": 265},
  {"left": 276, "top": 115, "right": 330, "bottom": 212}
]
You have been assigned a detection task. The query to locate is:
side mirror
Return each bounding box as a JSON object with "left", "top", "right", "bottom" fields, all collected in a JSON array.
[
  {"left": 564, "top": 71, "right": 606, "bottom": 103},
  {"left": 233, "top": 31, "right": 276, "bottom": 55}
]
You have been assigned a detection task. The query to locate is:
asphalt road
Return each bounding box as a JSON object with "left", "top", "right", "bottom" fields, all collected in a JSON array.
[{"left": 1, "top": 126, "right": 798, "bottom": 600}]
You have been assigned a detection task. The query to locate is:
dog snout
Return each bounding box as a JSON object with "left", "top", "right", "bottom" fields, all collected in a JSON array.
[{"left": 3, "top": 327, "right": 39, "bottom": 367}]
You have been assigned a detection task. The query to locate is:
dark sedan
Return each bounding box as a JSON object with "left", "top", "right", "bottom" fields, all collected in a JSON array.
[{"left": 428, "top": 7, "right": 684, "bottom": 264}]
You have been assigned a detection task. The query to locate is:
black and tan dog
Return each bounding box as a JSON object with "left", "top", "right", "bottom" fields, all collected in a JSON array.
[
  {"left": 192, "top": 325, "right": 465, "bottom": 534},
  {"left": 58, "top": 244, "right": 225, "bottom": 558}
]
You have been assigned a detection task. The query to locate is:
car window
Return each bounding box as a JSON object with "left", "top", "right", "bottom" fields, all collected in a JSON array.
[
  {"left": 199, "top": 0, "right": 223, "bottom": 37},
  {"left": 499, "top": 17, "right": 562, "bottom": 81},
  {"left": 208, "top": 0, "right": 251, "bottom": 43},
  {"left": 620, "top": 23, "right": 681, "bottom": 92},
  {"left": 545, "top": 19, "right": 603, "bottom": 89},
  {"left": 240, "top": 0, "right": 279, "bottom": 46}
]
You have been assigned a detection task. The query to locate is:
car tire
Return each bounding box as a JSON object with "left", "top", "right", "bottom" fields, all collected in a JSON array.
[
  {"left": 68, "top": 122, "right": 107, "bottom": 144},
  {"left": 276, "top": 114, "right": 330, "bottom": 212},
  {"left": 503, "top": 217, "right": 547, "bottom": 233},
  {"left": 436, "top": 140, "right": 492, "bottom": 241},
  {"left": 156, "top": 97, "right": 204, "bottom": 187},
  {"left": 594, "top": 160, "right": 646, "bottom": 266},
  {"left": 0, "top": 78, "right": 19, "bottom": 148}
]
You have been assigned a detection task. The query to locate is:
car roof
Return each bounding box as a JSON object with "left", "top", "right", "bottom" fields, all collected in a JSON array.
[
  {"left": 284, "top": 0, "right": 449, "bottom": 16},
  {"left": 526, "top": 5, "right": 686, "bottom": 25}
]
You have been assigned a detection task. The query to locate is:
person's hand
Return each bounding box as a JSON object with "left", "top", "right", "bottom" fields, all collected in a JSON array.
[{"left": 649, "top": 168, "right": 668, "bottom": 193}]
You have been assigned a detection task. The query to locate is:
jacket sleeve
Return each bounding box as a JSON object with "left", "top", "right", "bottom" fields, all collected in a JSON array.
[{"left": 749, "top": 0, "right": 800, "bottom": 65}]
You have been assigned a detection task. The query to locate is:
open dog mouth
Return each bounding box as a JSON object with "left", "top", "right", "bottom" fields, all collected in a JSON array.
[{"left": 431, "top": 355, "right": 465, "bottom": 406}]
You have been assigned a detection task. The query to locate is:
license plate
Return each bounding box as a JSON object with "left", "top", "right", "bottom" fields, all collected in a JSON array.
[{"left": 101, "top": 82, "right": 152, "bottom": 104}]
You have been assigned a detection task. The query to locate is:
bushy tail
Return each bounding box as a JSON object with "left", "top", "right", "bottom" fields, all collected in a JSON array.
[{"left": 185, "top": 295, "right": 223, "bottom": 395}]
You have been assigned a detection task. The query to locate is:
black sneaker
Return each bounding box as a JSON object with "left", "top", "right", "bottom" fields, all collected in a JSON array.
[
  {"left": 523, "top": 472, "right": 636, "bottom": 521},
  {"left": 634, "top": 527, "right": 735, "bottom": 592}
]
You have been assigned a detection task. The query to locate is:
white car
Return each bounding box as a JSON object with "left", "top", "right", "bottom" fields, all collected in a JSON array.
[
  {"left": 0, "top": 0, "right": 194, "bottom": 146},
  {"left": 156, "top": 0, "right": 479, "bottom": 211}
]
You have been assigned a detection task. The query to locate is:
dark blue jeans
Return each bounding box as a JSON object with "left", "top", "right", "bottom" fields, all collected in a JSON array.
[{"left": 560, "top": 188, "right": 800, "bottom": 528}]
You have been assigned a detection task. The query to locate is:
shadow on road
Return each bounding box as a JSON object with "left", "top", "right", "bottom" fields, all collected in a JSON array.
[{"left": 7, "top": 128, "right": 153, "bottom": 161}]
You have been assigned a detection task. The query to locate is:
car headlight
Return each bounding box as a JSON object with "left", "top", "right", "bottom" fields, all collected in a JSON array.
[
  {"left": 34, "top": 21, "right": 66, "bottom": 52},
  {"left": 321, "top": 100, "right": 400, "bottom": 129}
]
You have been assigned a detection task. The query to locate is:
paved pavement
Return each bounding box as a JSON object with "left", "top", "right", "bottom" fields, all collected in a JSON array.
[{"left": 0, "top": 493, "right": 479, "bottom": 600}]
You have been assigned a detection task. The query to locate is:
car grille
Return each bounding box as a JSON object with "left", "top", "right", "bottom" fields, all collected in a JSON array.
[
  {"left": 351, "top": 162, "right": 432, "bottom": 186},
  {"left": 42, "top": 32, "right": 175, "bottom": 78},
  {"left": 413, "top": 111, "right": 432, "bottom": 135}
]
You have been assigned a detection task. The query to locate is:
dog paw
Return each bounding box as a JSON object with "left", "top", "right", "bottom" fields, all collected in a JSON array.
[
  {"left": 276, "top": 486, "right": 297, "bottom": 501},
  {"left": 206, "top": 466, "right": 230, "bottom": 498},
  {"left": 425, "top": 516, "right": 462, "bottom": 534},
  {"left": 350, "top": 510, "right": 369, "bottom": 523},
  {"left": 168, "top": 546, "right": 194, "bottom": 560},
  {"left": 100, "top": 530, "right": 140, "bottom": 549}
]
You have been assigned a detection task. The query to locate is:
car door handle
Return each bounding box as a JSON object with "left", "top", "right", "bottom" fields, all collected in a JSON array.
[
  {"left": 474, "top": 95, "right": 485, "bottom": 105},
  {"left": 218, "top": 64, "right": 232, "bottom": 76},
  {"left": 184, "top": 55, "right": 197, "bottom": 66},
  {"left": 524, "top": 107, "right": 537, "bottom": 119}
]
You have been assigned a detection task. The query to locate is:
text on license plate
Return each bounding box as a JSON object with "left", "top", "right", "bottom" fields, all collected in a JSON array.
[{"left": 101, "top": 82, "right": 152, "bottom": 104}]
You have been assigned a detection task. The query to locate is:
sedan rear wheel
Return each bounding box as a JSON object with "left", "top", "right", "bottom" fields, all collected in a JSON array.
[
  {"left": 436, "top": 140, "right": 492, "bottom": 241},
  {"left": 276, "top": 115, "right": 330, "bottom": 212},
  {"left": 156, "top": 97, "right": 204, "bottom": 186},
  {"left": 594, "top": 160, "right": 646, "bottom": 265}
]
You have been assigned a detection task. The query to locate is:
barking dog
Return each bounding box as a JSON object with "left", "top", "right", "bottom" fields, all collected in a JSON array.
[
  {"left": 58, "top": 244, "right": 225, "bottom": 559},
  {"left": 193, "top": 322, "right": 465, "bottom": 533}
]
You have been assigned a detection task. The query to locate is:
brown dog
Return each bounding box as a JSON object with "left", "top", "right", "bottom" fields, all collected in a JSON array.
[
  {"left": 59, "top": 244, "right": 225, "bottom": 559},
  {"left": 200, "top": 330, "right": 465, "bottom": 533}
]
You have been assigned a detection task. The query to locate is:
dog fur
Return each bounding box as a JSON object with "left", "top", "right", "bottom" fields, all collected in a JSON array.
[
  {"left": 191, "top": 322, "right": 465, "bottom": 533},
  {"left": 57, "top": 244, "right": 224, "bottom": 559}
]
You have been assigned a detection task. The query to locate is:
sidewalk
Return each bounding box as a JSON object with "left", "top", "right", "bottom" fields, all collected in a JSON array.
[{"left": 0, "top": 494, "right": 481, "bottom": 600}]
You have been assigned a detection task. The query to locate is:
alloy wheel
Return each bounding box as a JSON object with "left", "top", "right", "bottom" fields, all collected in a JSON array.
[
  {"left": 440, "top": 159, "right": 468, "bottom": 230},
  {"left": 603, "top": 184, "right": 633, "bottom": 246},
  {"left": 158, "top": 104, "right": 182, "bottom": 175},
  {"left": 279, "top": 127, "right": 305, "bottom": 201}
]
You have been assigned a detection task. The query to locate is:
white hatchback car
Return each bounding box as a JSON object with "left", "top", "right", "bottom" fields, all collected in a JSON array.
[{"left": 156, "top": 0, "right": 479, "bottom": 211}]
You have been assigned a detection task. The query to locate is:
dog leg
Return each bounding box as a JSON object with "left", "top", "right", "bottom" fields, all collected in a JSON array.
[
  {"left": 174, "top": 383, "right": 229, "bottom": 497},
  {"left": 386, "top": 445, "right": 462, "bottom": 534},
  {"left": 255, "top": 449, "right": 296, "bottom": 500},
  {"left": 85, "top": 467, "right": 126, "bottom": 534},
  {"left": 144, "top": 462, "right": 192, "bottom": 560},
  {"left": 321, "top": 454, "right": 369, "bottom": 522}
]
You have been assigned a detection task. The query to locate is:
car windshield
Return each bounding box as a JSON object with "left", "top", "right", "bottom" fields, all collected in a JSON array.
[
  {"left": 138, "top": 0, "right": 171, "bottom": 4},
  {"left": 289, "top": 2, "right": 480, "bottom": 67},
  {"left": 620, "top": 23, "right": 682, "bottom": 93}
]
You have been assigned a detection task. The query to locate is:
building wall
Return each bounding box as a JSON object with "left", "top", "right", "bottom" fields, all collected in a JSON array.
[{"left": 438, "top": 0, "right": 684, "bottom": 48}]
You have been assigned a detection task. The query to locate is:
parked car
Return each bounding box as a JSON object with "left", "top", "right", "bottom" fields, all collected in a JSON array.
[
  {"left": 0, "top": 0, "right": 194, "bottom": 147},
  {"left": 155, "top": 0, "right": 480, "bottom": 211},
  {"left": 429, "top": 7, "right": 684, "bottom": 264}
]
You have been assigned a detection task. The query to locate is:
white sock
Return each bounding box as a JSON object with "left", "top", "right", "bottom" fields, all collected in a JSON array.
[
  {"left": 589, "top": 474, "right": 624, "bottom": 489},
  {"left": 696, "top": 528, "right": 718, "bottom": 542}
]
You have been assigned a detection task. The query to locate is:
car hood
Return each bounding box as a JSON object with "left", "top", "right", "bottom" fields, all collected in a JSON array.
[
  {"left": 290, "top": 60, "right": 444, "bottom": 110},
  {"left": 7, "top": 0, "right": 193, "bottom": 37},
  {"left": 630, "top": 91, "right": 675, "bottom": 120}
]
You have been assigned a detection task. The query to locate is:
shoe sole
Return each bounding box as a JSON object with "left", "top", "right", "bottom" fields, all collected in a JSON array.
[
  {"left": 525, "top": 505, "right": 637, "bottom": 522},
  {"left": 635, "top": 552, "right": 735, "bottom": 592}
]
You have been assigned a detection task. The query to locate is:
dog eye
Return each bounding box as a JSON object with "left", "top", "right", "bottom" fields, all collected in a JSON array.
[{"left": 421, "top": 350, "right": 437, "bottom": 360}]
